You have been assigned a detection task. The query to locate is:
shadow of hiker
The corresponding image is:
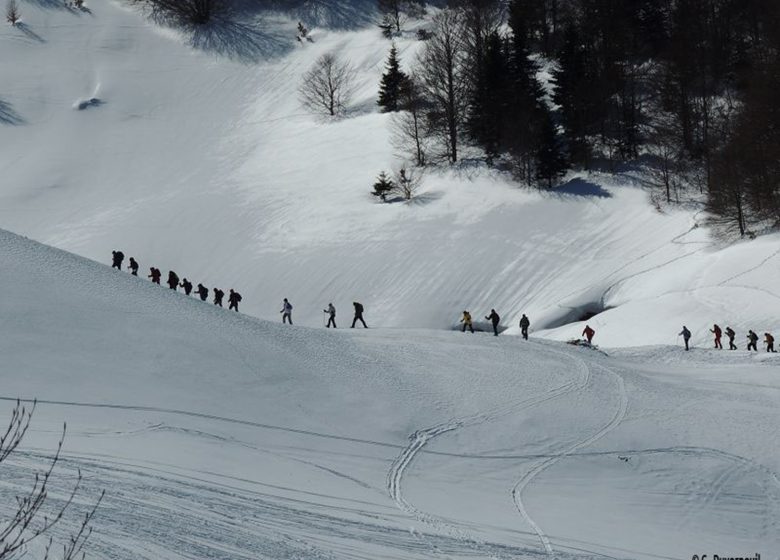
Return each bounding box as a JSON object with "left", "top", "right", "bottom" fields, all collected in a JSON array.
[
  {"left": 0, "top": 100, "right": 24, "bottom": 125},
  {"left": 15, "top": 22, "right": 46, "bottom": 43},
  {"left": 553, "top": 177, "right": 612, "bottom": 199},
  {"left": 189, "top": 17, "right": 292, "bottom": 63}
]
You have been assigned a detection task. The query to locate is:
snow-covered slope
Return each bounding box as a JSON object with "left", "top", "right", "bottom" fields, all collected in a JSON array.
[
  {"left": 2, "top": 1, "right": 779, "bottom": 348},
  {"left": 1, "top": 228, "right": 779, "bottom": 560}
]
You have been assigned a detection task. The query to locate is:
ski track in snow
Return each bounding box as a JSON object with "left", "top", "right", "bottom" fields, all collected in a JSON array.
[
  {"left": 511, "top": 361, "right": 628, "bottom": 557},
  {"left": 386, "top": 346, "right": 591, "bottom": 559}
]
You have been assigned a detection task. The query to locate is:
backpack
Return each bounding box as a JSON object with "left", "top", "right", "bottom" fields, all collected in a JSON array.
[{"left": 236, "top": 293, "right": 242, "bottom": 302}]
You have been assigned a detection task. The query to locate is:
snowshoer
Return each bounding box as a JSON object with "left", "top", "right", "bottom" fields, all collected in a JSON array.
[
  {"left": 710, "top": 324, "right": 722, "bottom": 349},
  {"left": 679, "top": 326, "right": 691, "bottom": 351},
  {"left": 195, "top": 283, "right": 208, "bottom": 301},
  {"left": 764, "top": 332, "right": 775, "bottom": 353},
  {"left": 228, "top": 289, "right": 242, "bottom": 312},
  {"left": 351, "top": 301, "right": 367, "bottom": 328},
  {"left": 519, "top": 314, "right": 530, "bottom": 340},
  {"left": 747, "top": 330, "right": 759, "bottom": 351},
  {"left": 148, "top": 267, "right": 161, "bottom": 285},
  {"left": 111, "top": 250, "right": 124, "bottom": 270},
  {"left": 460, "top": 311, "right": 474, "bottom": 333},
  {"left": 324, "top": 303, "right": 336, "bottom": 328},
  {"left": 485, "top": 309, "right": 500, "bottom": 336},
  {"left": 582, "top": 325, "right": 595, "bottom": 344},
  {"left": 281, "top": 298, "right": 293, "bottom": 324},
  {"left": 180, "top": 278, "right": 193, "bottom": 296},
  {"left": 167, "top": 271, "right": 179, "bottom": 290},
  {"left": 128, "top": 257, "right": 139, "bottom": 276},
  {"left": 725, "top": 326, "right": 737, "bottom": 350},
  {"left": 213, "top": 288, "right": 224, "bottom": 307}
]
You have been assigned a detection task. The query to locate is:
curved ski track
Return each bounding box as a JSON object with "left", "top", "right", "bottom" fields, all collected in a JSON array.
[
  {"left": 511, "top": 362, "right": 628, "bottom": 556},
  {"left": 386, "top": 347, "right": 591, "bottom": 558}
]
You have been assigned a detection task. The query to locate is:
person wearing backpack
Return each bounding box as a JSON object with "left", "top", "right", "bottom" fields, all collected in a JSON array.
[
  {"left": 128, "top": 257, "right": 139, "bottom": 276},
  {"left": 228, "top": 289, "right": 242, "bottom": 312},
  {"left": 351, "top": 301, "right": 367, "bottom": 328},
  {"left": 281, "top": 298, "right": 293, "bottom": 324},
  {"left": 213, "top": 288, "right": 225, "bottom": 307},
  {"left": 148, "top": 267, "right": 161, "bottom": 285},
  {"left": 324, "top": 303, "right": 336, "bottom": 328},
  {"left": 710, "top": 324, "right": 722, "bottom": 349},
  {"left": 111, "top": 250, "right": 124, "bottom": 270},
  {"left": 747, "top": 330, "right": 759, "bottom": 351},
  {"left": 167, "top": 270, "right": 180, "bottom": 291},
  {"left": 519, "top": 314, "right": 530, "bottom": 340},
  {"left": 582, "top": 325, "right": 595, "bottom": 344},
  {"left": 764, "top": 332, "right": 776, "bottom": 353},
  {"left": 679, "top": 326, "right": 692, "bottom": 351},
  {"left": 195, "top": 283, "right": 208, "bottom": 301},
  {"left": 460, "top": 311, "right": 474, "bottom": 333},
  {"left": 725, "top": 326, "right": 737, "bottom": 350},
  {"left": 180, "top": 278, "right": 193, "bottom": 296}
]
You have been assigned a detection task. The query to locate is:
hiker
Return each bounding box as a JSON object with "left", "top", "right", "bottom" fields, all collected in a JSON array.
[
  {"left": 213, "top": 288, "right": 224, "bottom": 307},
  {"left": 519, "top": 314, "right": 530, "bottom": 340},
  {"left": 195, "top": 283, "right": 208, "bottom": 301},
  {"left": 351, "top": 301, "right": 367, "bottom": 328},
  {"left": 228, "top": 289, "right": 242, "bottom": 312},
  {"left": 111, "top": 250, "right": 124, "bottom": 270},
  {"left": 485, "top": 309, "right": 500, "bottom": 336},
  {"left": 679, "top": 326, "right": 691, "bottom": 351},
  {"left": 167, "top": 270, "right": 179, "bottom": 290},
  {"left": 710, "top": 324, "right": 722, "bottom": 349},
  {"left": 281, "top": 298, "right": 293, "bottom": 324},
  {"left": 180, "top": 278, "right": 193, "bottom": 296},
  {"left": 324, "top": 303, "right": 336, "bottom": 328},
  {"left": 582, "top": 324, "right": 595, "bottom": 344},
  {"left": 148, "top": 267, "right": 161, "bottom": 285},
  {"left": 128, "top": 257, "right": 139, "bottom": 276},
  {"left": 765, "top": 332, "right": 776, "bottom": 353},
  {"left": 460, "top": 311, "right": 474, "bottom": 333},
  {"left": 725, "top": 326, "right": 737, "bottom": 350},
  {"left": 747, "top": 330, "right": 759, "bottom": 351}
]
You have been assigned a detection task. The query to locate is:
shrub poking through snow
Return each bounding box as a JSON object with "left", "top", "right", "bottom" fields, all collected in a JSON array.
[
  {"left": 6, "top": 0, "right": 19, "bottom": 26},
  {"left": 299, "top": 53, "right": 356, "bottom": 117},
  {"left": 372, "top": 171, "right": 396, "bottom": 202},
  {"left": 394, "top": 166, "right": 421, "bottom": 200}
]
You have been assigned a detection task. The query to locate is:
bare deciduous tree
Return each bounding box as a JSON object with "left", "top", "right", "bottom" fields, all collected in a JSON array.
[
  {"left": 6, "top": 0, "right": 20, "bottom": 26},
  {"left": 299, "top": 53, "right": 357, "bottom": 117},
  {"left": 416, "top": 9, "right": 469, "bottom": 163},
  {"left": 391, "top": 75, "right": 428, "bottom": 166},
  {"left": 394, "top": 165, "right": 422, "bottom": 200},
  {"left": 0, "top": 400, "right": 104, "bottom": 560}
]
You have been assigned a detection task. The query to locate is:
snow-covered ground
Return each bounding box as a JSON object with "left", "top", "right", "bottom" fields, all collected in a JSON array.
[
  {"left": 1, "top": 228, "right": 779, "bottom": 560},
  {"left": 2, "top": 1, "right": 779, "bottom": 347},
  {"left": 1, "top": 2, "right": 780, "bottom": 558}
]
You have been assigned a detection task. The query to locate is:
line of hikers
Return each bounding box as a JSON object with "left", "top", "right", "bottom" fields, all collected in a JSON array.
[
  {"left": 112, "top": 250, "right": 242, "bottom": 311},
  {"left": 279, "top": 299, "right": 369, "bottom": 328},
  {"left": 679, "top": 324, "right": 775, "bottom": 352},
  {"left": 459, "top": 310, "right": 547, "bottom": 342}
]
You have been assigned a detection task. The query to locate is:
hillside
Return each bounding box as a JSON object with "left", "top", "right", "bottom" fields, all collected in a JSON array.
[
  {"left": 2, "top": 1, "right": 779, "bottom": 347},
  {"left": 1, "top": 228, "right": 779, "bottom": 559}
]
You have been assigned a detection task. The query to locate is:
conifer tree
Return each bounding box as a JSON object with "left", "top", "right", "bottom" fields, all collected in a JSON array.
[
  {"left": 467, "top": 31, "right": 509, "bottom": 164},
  {"left": 378, "top": 43, "right": 410, "bottom": 113},
  {"left": 371, "top": 171, "right": 396, "bottom": 201},
  {"left": 536, "top": 112, "right": 567, "bottom": 188}
]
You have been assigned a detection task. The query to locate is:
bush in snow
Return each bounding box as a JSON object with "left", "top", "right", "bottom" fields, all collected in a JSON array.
[
  {"left": 299, "top": 53, "right": 356, "bottom": 117},
  {"left": 0, "top": 400, "right": 104, "bottom": 560},
  {"left": 394, "top": 166, "right": 422, "bottom": 201},
  {"left": 371, "top": 171, "right": 396, "bottom": 202},
  {"left": 5, "top": 0, "right": 19, "bottom": 26}
]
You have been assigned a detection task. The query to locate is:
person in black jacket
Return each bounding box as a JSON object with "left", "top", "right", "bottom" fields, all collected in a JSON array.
[
  {"left": 148, "top": 267, "right": 161, "bottom": 285},
  {"left": 228, "top": 289, "right": 242, "bottom": 312},
  {"left": 128, "top": 257, "right": 139, "bottom": 276},
  {"left": 213, "top": 288, "right": 225, "bottom": 307},
  {"left": 485, "top": 309, "right": 500, "bottom": 336},
  {"left": 519, "top": 314, "right": 530, "bottom": 340},
  {"left": 111, "top": 250, "right": 124, "bottom": 270},
  {"left": 351, "top": 302, "right": 367, "bottom": 328},
  {"left": 725, "top": 326, "right": 737, "bottom": 350},
  {"left": 167, "top": 271, "right": 179, "bottom": 290},
  {"left": 195, "top": 283, "right": 208, "bottom": 301},
  {"left": 180, "top": 278, "right": 193, "bottom": 295}
]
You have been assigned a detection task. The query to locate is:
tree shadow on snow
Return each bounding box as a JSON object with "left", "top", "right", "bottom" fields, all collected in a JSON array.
[
  {"left": 15, "top": 22, "right": 46, "bottom": 43},
  {"left": 552, "top": 177, "right": 612, "bottom": 199},
  {"left": 189, "top": 17, "right": 292, "bottom": 63},
  {"left": 0, "top": 99, "right": 24, "bottom": 125},
  {"left": 407, "top": 190, "right": 444, "bottom": 206}
]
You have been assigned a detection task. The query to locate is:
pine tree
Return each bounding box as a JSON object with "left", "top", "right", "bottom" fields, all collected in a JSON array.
[
  {"left": 378, "top": 43, "right": 410, "bottom": 113},
  {"left": 371, "top": 171, "right": 396, "bottom": 201},
  {"left": 536, "top": 112, "right": 567, "bottom": 188},
  {"left": 467, "top": 31, "right": 509, "bottom": 164}
]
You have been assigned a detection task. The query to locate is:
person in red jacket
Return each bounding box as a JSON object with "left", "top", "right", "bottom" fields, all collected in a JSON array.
[
  {"left": 710, "top": 324, "right": 722, "bottom": 349},
  {"left": 582, "top": 325, "right": 595, "bottom": 344}
]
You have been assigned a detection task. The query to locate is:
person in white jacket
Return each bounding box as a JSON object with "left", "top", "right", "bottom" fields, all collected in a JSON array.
[{"left": 323, "top": 303, "right": 336, "bottom": 328}]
